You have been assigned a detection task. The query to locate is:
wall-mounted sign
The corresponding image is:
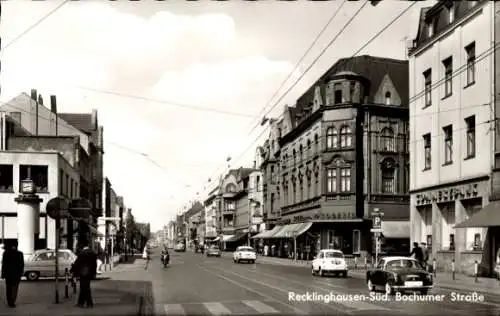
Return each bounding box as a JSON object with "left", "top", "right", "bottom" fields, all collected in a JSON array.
[
  {"left": 415, "top": 183, "right": 479, "bottom": 206},
  {"left": 278, "top": 211, "right": 354, "bottom": 225}
]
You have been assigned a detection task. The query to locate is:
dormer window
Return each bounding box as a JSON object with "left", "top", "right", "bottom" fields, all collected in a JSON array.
[
  {"left": 427, "top": 20, "right": 434, "bottom": 37},
  {"left": 385, "top": 91, "right": 391, "bottom": 105},
  {"left": 448, "top": 5, "right": 454, "bottom": 23},
  {"left": 334, "top": 83, "right": 343, "bottom": 104}
]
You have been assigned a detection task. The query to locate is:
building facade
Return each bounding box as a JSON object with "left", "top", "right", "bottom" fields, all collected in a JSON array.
[
  {"left": 408, "top": 0, "right": 500, "bottom": 275},
  {"left": 249, "top": 150, "right": 265, "bottom": 238},
  {"left": 254, "top": 55, "right": 410, "bottom": 259},
  {"left": 204, "top": 186, "right": 219, "bottom": 240}
]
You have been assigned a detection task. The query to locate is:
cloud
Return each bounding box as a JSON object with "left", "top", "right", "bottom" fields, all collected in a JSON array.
[{"left": 1, "top": 1, "right": 295, "bottom": 228}]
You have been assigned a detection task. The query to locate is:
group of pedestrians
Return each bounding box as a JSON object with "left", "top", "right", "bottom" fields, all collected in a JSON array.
[
  {"left": 0, "top": 240, "right": 99, "bottom": 309},
  {"left": 410, "top": 242, "right": 430, "bottom": 270}
]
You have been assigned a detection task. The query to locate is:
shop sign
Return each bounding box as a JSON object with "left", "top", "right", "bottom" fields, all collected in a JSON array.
[
  {"left": 416, "top": 183, "right": 478, "bottom": 206},
  {"left": 278, "top": 211, "right": 354, "bottom": 225}
]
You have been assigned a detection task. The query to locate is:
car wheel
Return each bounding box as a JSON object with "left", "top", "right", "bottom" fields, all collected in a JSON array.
[
  {"left": 342, "top": 271, "right": 347, "bottom": 278},
  {"left": 26, "top": 271, "right": 40, "bottom": 281},
  {"left": 367, "top": 279, "right": 375, "bottom": 291},
  {"left": 311, "top": 266, "right": 316, "bottom": 276},
  {"left": 420, "top": 289, "right": 429, "bottom": 295},
  {"left": 319, "top": 267, "right": 324, "bottom": 277},
  {"left": 385, "top": 281, "right": 395, "bottom": 295},
  {"left": 251, "top": 260, "right": 255, "bottom": 264}
]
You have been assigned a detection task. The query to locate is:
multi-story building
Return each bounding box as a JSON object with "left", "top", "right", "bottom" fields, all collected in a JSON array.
[
  {"left": 259, "top": 119, "right": 283, "bottom": 229},
  {"left": 249, "top": 152, "right": 265, "bottom": 236},
  {"left": 0, "top": 90, "right": 104, "bottom": 248},
  {"left": 254, "top": 55, "right": 410, "bottom": 259},
  {"left": 409, "top": 0, "right": 500, "bottom": 275},
  {"left": 204, "top": 186, "right": 219, "bottom": 241}
]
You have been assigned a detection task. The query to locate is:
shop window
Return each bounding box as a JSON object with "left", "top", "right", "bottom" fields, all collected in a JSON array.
[
  {"left": 19, "top": 165, "right": 48, "bottom": 193},
  {"left": 0, "top": 164, "right": 13, "bottom": 192},
  {"left": 442, "top": 57, "right": 453, "bottom": 97},
  {"left": 465, "top": 115, "right": 475, "bottom": 158},
  {"left": 352, "top": 230, "right": 360, "bottom": 254},
  {"left": 440, "top": 203, "right": 455, "bottom": 250},
  {"left": 418, "top": 206, "right": 432, "bottom": 244}
]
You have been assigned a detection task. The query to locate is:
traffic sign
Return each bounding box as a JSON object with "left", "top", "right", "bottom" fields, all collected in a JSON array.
[
  {"left": 46, "top": 197, "right": 69, "bottom": 220},
  {"left": 370, "top": 228, "right": 383, "bottom": 233},
  {"left": 372, "top": 216, "right": 381, "bottom": 229}
]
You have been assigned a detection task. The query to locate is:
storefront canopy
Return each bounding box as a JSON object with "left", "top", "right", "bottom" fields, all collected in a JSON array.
[
  {"left": 251, "top": 225, "right": 284, "bottom": 239},
  {"left": 272, "top": 222, "right": 313, "bottom": 239},
  {"left": 381, "top": 221, "right": 410, "bottom": 238},
  {"left": 454, "top": 201, "right": 500, "bottom": 228},
  {"left": 225, "top": 233, "right": 246, "bottom": 243},
  {"left": 221, "top": 235, "right": 234, "bottom": 242},
  {"left": 212, "top": 236, "right": 221, "bottom": 242}
]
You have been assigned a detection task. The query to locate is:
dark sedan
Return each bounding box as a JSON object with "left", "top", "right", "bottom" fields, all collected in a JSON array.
[
  {"left": 206, "top": 246, "right": 221, "bottom": 257},
  {"left": 366, "top": 256, "right": 433, "bottom": 295}
]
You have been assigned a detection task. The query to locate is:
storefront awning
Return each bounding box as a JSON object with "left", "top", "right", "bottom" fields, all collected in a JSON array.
[
  {"left": 381, "top": 221, "right": 410, "bottom": 238},
  {"left": 272, "top": 222, "right": 313, "bottom": 239},
  {"left": 213, "top": 236, "right": 221, "bottom": 242},
  {"left": 222, "top": 235, "right": 234, "bottom": 242},
  {"left": 251, "top": 225, "right": 284, "bottom": 239},
  {"left": 454, "top": 201, "right": 500, "bottom": 228},
  {"left": 225, "top": 233, "right": 246, "bottom": 243}
]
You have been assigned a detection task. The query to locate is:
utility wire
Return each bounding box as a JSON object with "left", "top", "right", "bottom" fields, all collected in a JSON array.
[
  {"left": 244, "top": 0, "right": 348, "bottom": 134},
  {"left": 260, "top": 1, "right": 417, "bottom": 126},
  {"left": 3, "top": 0, "right": 69, "bottom": 50}
]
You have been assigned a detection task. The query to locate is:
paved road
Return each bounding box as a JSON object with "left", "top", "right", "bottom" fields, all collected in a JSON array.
[{"left": 150, "top": 250, "right": 500, "bottom": 316}]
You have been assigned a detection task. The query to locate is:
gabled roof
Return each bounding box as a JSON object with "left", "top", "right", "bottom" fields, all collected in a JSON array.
[{"left": 58, "top": 113, "right": 93, "bottom": 134}]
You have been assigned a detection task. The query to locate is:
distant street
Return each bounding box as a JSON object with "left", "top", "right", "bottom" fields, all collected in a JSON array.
[{"left": 150, "top": 250, "right": 500, "bottom": 316}]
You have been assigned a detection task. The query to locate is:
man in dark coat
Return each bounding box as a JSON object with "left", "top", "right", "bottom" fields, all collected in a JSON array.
[
  {"left": 409, "top": 242, "right": 424, "bottom": 265},
  {"left": 1, "top": 240, "right": 24, "bottom": 308},
  {"left": 72, "top": 242, "right": 97, "bottom": 308}
]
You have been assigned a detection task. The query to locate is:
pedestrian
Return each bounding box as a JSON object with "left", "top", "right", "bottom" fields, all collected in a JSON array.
[
  {"left": 96, "top": 249, "right": 104, "bottom": 275},
  {"left": 420, "top": 242, "right": 429, "bottom": 270},
  {"left": 72, "top": 241, "right": 97, "bottom": 308},
  {"left": 409, "top": 242, "right": 424, "bottom": 266},
  {"left": 264, "top": 245, "right": 268, "bottom": 257},
  {"left": 1, "top": 240, "right": 24, "bottom": 308}
]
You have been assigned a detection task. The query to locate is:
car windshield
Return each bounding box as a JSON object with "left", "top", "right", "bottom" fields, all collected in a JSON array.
[
  {"left": 237, "top": 247, "right": 254, "bottom": 252},
  {"left": 386, "top": 259, "right": 423, "bottom": 270},
  {"left": 324, "top": 252, "right": 343, "bottom": 258}
]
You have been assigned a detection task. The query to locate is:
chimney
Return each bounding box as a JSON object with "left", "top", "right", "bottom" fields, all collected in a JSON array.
[
  {"left": 30, "top": 89, "right": 37, "bottom": 100},
  {"left": 37, "top": 95, "right": 43, "bottom": 106},
  {"left": 31, "top": 89, "right": 39, "bottom": 136},
  {"left": 50, "top": 95, "right": 58, "bottom": 136},
  {"left": 91, "top": 109, "right": 98, "bottom": 131}
]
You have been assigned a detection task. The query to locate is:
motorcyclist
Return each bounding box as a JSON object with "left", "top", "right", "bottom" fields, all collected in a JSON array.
[{"left": 161, "top": 246, "right": 169, "bottom": 265}]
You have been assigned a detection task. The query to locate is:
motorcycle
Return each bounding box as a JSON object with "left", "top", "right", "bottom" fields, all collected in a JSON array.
[{"left": 161, "top": 253, "right": 169, "bottom": 267}]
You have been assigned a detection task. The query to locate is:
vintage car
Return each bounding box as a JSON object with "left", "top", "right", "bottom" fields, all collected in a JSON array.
[
  {"left": 175, "top": 243, "right": 186, "bottom": 252},
  {"left": 206, "top": 245, "right": 221, "bottom": 257},
  {"left": 233, "top": 246, "right": 256, "bottom": 264},
  {"left": 24, "top": 249, "right": 77, "bottom": 281},
  {"left": 366, "top": 256, "right": 433, "bottom": 295},
  {"left": 311, "top": 249, "right": 348, "bottom": 277}
]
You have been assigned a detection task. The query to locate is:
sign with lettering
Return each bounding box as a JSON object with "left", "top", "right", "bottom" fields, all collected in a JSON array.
[
  {"left": 416, "top": 183, "right": 479, "bottom": 206},
  {"left": 373, "top": 216, "right": 381, "bottom": 229},
  {"left": 278, "top": 211, "right": 355, "bottom": 225}
]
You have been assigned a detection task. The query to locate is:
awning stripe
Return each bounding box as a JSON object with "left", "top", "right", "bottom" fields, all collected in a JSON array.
[
  {"left": 251, "top": 225, "right": 284, "bottom": 239},
  {"left": 272, "top": 222, "right": 313, "bottom": 238}
]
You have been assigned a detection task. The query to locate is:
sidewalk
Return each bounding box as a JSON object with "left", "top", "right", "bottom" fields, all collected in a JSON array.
[
  {"left": 252, "top": 254, "right": 500, "bottom": 295},
  {"left": 0, "top": 257, "right": 153, "bottom": 315}
]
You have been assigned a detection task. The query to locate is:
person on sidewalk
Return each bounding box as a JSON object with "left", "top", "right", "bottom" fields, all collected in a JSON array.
[
  {"left": 72, "top": 241, "right": 97, "bottom": 308},
  {"left": 409, "top": 242, "right": 424, "bottom": 266},
  {"left": 421, "top": 242, "right": 429, "bottom": 270},
  {"left": 1, "top": 240, "right": 24, "bottom": 308}
]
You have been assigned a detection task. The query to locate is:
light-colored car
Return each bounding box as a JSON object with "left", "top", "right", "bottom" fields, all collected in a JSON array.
[
  {"left": 24, "top": 249, "right": 77, "bottom": 281},
  {"left": 233, "top": 246, "right": 256, "bottom": 264},
  {"left": 312, "top": 249, "right": 348, "bottom": 277}
]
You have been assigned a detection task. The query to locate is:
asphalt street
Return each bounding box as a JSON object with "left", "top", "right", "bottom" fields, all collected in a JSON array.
[{"left": 150, "top": 250, "right": 500, "bottom": 316}]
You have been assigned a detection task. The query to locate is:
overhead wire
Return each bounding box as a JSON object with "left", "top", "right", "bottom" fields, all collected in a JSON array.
[{"left": 244, "top": 0, "right": 348, "bottom": 134}]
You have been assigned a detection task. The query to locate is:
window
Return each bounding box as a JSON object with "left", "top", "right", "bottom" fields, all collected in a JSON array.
[
  {"left": 448, "top": 5, "right": 454, "bottom": 23},
  {"left": 0, "top": 165, "right": 13, "bottom": 192},
  {"left": 293, "top": 149, "right": 296, "bottom": 165},
  {"left": 427, "top": 20, "right": 434, "bottom": 37},
  {"left": 299, "top": 179, "right": 303, "bottom": 201},
  {"left": 464, "top": 202, "right": 483, "bottom": 250},
  {"left": 424, "top": 69, "right": 432, "bottom": 106},
  {"left": 327, "top": 169, "right": 337, "bottom": 193},
  {"left": 419, "top": 206, "right": 432, "bottom": 247},
  {"left": 381, "top": 160, "right": 396, "bottom": 194},
  {"left": 270, "top": 193, "right": 275, "bottom": 213},
  {"left": 443, "top": 57, "right": 453, "bottom": 97},
  {"left": 466, "top": 42, "right": 475, "bottom": 86},
  {"left": 326, "top": 127, "right": 338, "bottom": 150},
  {"left": 443, "top": 125, "right": 453, "bottom": 164},
  {"left": 340, "top": 126, "right": 352, "bottom": 147},
  {"left": 292, "top": 182, "right": 297, "bottom": 203},
  {"left": 380, "top": 127, "right": 395, "bottom": 151},
  {"left": 256, "top": 176, "right": 260, "bottom": 191},
  {"left": 35, "top": 252, "right": 54, "bottom": 261},
  {"left": 299, "top": 145, "right": 303, "bottom": 162},
  {"left": 70, "top": 178, "right": 73, "bottom": 198},
  {"left": 385, "top": 91, "right": 391, "bottom": 105},
  {"left": 423, "top": 133, "right": 431, "bottom": 169},
  {"left": 334, "top": 84, "right": 343, "bottom": 104},
  {"left": 224, "top": 200, "right": 235, "bottom": 211},
  {"left": 465, "top": 115, "right": 476, "bottom": 158},
  {"left": 19, "top": 165, "right": 48, "bottom": 193},
  {"left": 440, "top": 204, "right": 455, "bottom": 250},
  {"left": 340, "top": 168, "right": 351, "bottom": 192},
  {"left": 225, "top": 183, "right": 236, "bottom": 193}
]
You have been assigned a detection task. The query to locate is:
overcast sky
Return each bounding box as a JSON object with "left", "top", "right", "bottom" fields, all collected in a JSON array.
[{"left": 1, "top": 0, "right": 434, "bottom": 231}]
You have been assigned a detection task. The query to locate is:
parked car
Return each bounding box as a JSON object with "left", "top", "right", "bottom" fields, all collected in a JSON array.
[
  {"left": 311, "top": 249, "right": 348, "bottom": 277},
  {"left": 366, "top": 256, "right": 433, "bottom": 295},
  {"left": 206, "top": 246, "right": 221, "bottom": 257},
  {"left": 175, "top": 243, "right": 186, "bottom": 252},
  {"left": 24, "top": 249, "right": 77, "bottom": 281},
  {"left": 233, "top": 246, "right": 256, "bottom": 264}
]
